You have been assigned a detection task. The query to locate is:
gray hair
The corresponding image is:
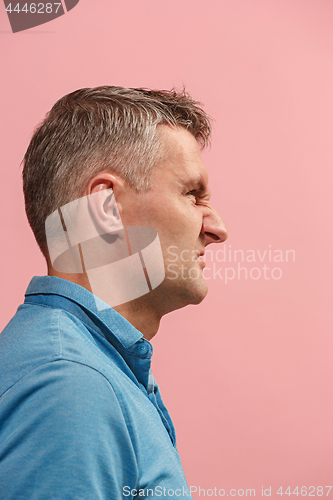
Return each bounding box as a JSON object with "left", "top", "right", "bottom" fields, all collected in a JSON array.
[{"left": 22, "top": 86, "right": 212, "bottom": 255}]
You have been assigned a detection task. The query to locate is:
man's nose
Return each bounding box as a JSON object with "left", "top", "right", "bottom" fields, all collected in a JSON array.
[{"left": 202, "top": 206, "right": 228, "bottom": 245}]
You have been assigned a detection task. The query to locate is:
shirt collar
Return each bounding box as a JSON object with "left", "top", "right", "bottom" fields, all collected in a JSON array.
[{"left": 25, "top": 275, "right": 144, "bottom": 349}]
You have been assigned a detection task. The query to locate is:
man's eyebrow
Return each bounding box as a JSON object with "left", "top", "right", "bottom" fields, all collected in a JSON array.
[{"left": 185, "top": 176, "right": 208, "bottom": 193}]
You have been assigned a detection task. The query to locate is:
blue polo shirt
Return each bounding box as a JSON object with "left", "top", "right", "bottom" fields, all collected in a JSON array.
[{"left": 0, "top": 276, "right": 192, "bottom": 499}]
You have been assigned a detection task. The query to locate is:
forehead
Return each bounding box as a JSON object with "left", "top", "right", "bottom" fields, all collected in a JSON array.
[{"left": 153, "top": 125, "right": 209, "bottom": 190}]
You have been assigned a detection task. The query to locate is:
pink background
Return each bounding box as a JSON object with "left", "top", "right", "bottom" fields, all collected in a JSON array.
[{"left": 1, "top": 0, "right": 333, "bottom": 497}]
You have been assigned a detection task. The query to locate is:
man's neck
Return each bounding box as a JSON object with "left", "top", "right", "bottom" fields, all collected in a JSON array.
[{"left": 113, "top": 301, "right": 161, "bottom": 341}]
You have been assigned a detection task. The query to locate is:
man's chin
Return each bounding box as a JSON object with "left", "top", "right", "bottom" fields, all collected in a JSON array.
[
  {"left": 192, "top": 284, "right": 208, "bottom": 304},
  {"left": 184, "top": 277, "right": 208, "bottom": 305},
  {"left": 160, "top": 267, "right": 209, "bottom": 311}
]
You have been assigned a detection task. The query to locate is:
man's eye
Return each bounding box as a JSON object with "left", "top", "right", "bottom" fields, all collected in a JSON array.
[{"left": 187, "top": 191, "right": 198, "bottom": 203}]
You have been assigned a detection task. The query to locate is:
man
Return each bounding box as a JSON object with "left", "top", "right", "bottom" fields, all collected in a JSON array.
[{"left": 0, "top": 87, "right": 227, "bottom": 499}]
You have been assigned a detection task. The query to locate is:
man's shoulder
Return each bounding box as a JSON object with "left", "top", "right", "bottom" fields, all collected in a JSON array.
[{"left": 0, "top": 301, "right": 123, "bottom": 399}]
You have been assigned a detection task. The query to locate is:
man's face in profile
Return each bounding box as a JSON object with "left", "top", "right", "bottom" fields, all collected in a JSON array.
[{"left": 117, "top": 125, "right": 228, "bottom": 314}]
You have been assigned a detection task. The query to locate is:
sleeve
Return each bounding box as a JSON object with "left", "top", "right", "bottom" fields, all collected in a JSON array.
[{"left": 0, "top": 360, "right": 138, "bottom": 500}]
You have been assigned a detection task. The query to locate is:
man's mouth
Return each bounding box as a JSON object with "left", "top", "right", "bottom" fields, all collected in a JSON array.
[{"left": 197, "top": 252, "right": 206, "bottom": 267}]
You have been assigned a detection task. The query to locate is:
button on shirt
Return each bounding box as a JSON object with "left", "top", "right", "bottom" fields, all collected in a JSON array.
[{"left": 0, "top": 276, "right": 192, "bottom": 500}]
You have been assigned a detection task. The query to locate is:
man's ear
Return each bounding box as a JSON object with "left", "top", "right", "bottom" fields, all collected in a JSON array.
[{"left": 88, "top": 178, "right": 124, "bottom": 235}]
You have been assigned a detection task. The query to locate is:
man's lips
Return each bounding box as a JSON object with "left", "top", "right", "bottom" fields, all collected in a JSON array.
[{"left": 197, "top": 252, "right": 206, "bottom": 267}]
